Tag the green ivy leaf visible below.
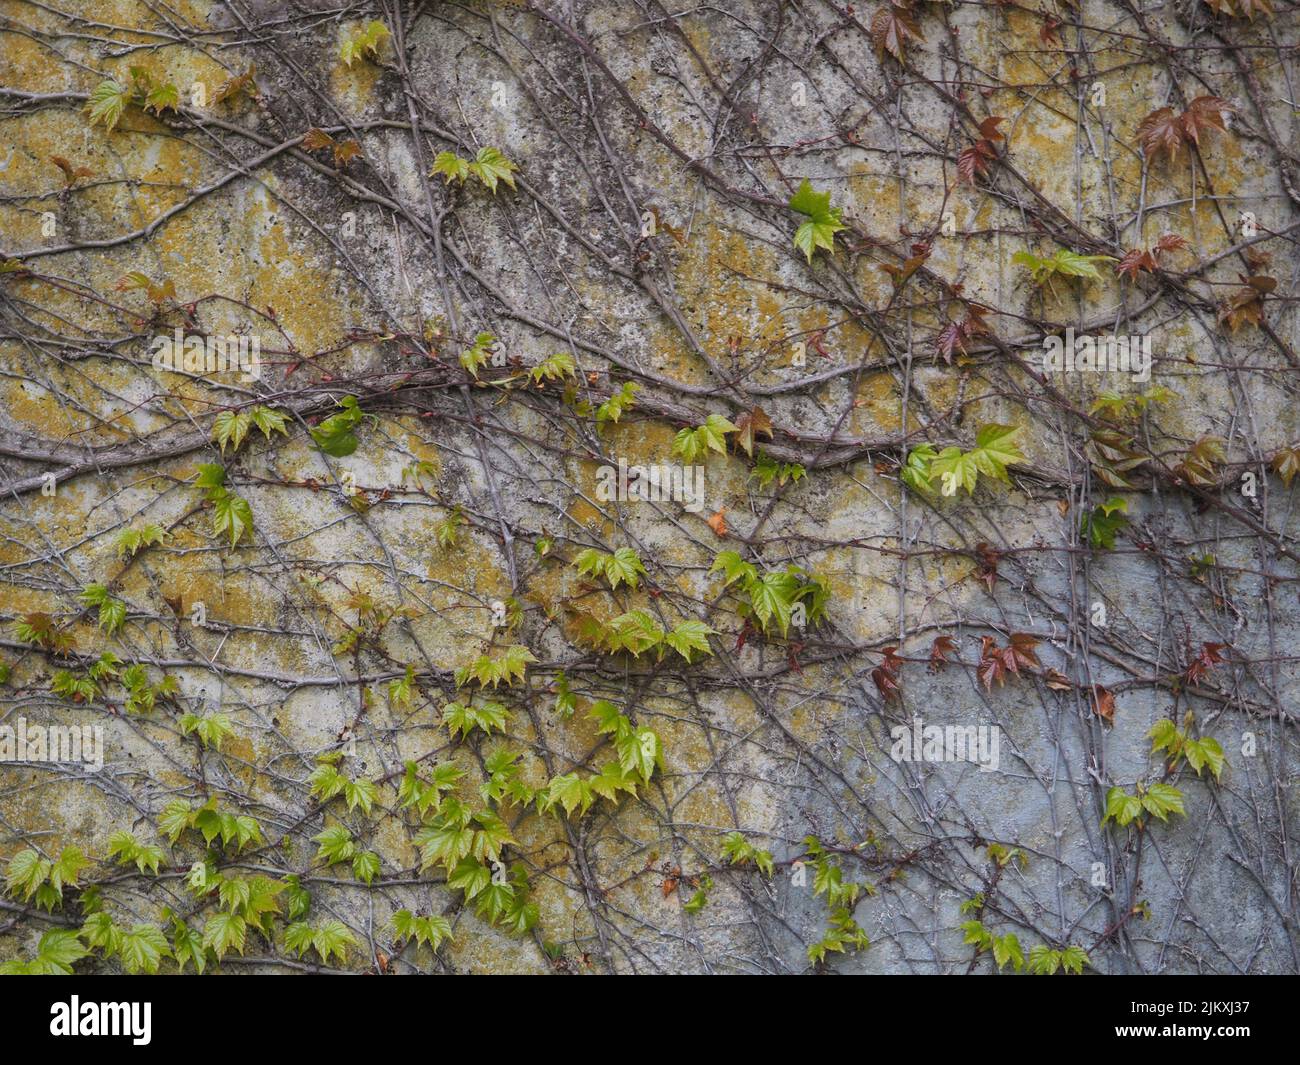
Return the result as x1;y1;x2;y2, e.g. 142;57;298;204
86;80;130;132
202;911;247;959
466;146;518;193
789;179;846;263
119;924;170;974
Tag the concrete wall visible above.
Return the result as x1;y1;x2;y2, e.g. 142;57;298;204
0;0;1297;973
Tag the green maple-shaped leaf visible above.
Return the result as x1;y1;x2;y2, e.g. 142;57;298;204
213;409;253;453
992;932;1025;972
443;700;511;739
1013;248;1116;288
789;179;846;263
310;395;364;456
312;825;356;866
747;570;802;635
29;929;89;974
710;549;757;588
86;80;130;132
158;800;193;844
674;413;738;462
466;146;518;193
179;710;234;751
431;150;471;183
901;443;939;496
250;404;289;440
1141;781;1186;822
969;423;1025;483
342;777;377;814
588;700;628;738
588;761;639;804
1184;736;1225;780
414;818;474;872
210;489;253;546
311;920;356;964
470;810;515;864
928;424;1024;496
540;772;593;817
447;856;492;897
144;82;179;115
169;919;207;975
202;911;247;959
604;547;648;590
605;610;664;656
340;19;389;66
928;446;978;497
119;924;170;974
5;849;50;901
1102;786;1144;827
616;726;661;784
664;619;715;662
283;874;311;921
1059;944;1089;974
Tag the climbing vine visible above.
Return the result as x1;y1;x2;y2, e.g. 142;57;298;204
0;0;1297;976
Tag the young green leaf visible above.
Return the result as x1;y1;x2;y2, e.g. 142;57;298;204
789;179;847;263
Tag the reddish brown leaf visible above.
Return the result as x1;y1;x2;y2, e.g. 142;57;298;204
937;321;965;362
871;664;900;699
957;141;996;184
1218;276;1271;333
871;645;904;700
706;508;728;537
1043;668;1073;690
1006;632;1042;672
870;5;924;62
1090;685;1116;724
1186;641;1228;684
333;140;363;167
1116;248;1157;281
977;654;1005;692
733;406;773;458
929;635;957;672
1137;98;1233;163
1180;96;1232;147
301;127;334;151
1137;106;1183;161
213;65;257;105
50;156;91;186
975;542;1000;593
1234;0;1275;17
1271;445;1300;488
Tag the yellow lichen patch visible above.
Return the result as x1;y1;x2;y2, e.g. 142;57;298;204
215;731;258;791
668;225;789;379
844;370;904;438
1007;109;1082;209
397;425;443;481
995;10;1066;89
0;29;77;94
1;376;99;439
150;182;356;368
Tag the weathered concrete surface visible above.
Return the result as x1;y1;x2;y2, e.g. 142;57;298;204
0;0;1297;973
